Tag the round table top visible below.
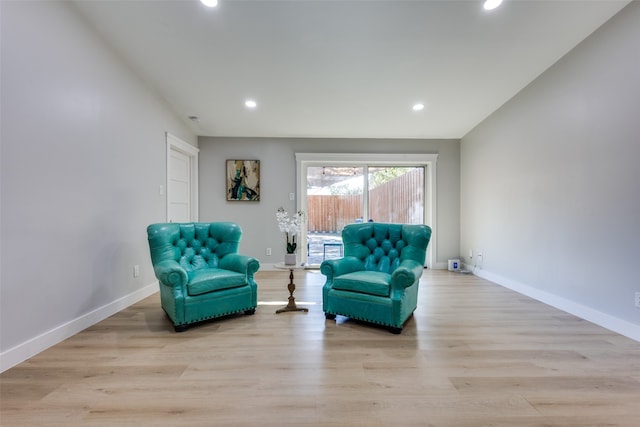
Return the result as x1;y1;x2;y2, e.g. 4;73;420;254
274;262;306;270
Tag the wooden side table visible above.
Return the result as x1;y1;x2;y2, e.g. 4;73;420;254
274;262;308;314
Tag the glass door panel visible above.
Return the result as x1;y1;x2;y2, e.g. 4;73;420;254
368;167;424;224
306;166;364;266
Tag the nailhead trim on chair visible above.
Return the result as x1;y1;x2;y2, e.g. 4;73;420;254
324;311;404;329
171;305;257;328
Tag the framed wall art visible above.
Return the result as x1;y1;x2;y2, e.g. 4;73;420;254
226;159;260;201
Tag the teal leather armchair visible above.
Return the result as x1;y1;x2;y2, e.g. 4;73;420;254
147;222;259;332
320;222;431;334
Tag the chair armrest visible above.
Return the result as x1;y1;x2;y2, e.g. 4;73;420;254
390;260;424;289
219;253;260;277
153;260;188;288
320;256;363;281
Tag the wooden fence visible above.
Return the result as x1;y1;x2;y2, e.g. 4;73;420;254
307;168;424;233
307;194;361;233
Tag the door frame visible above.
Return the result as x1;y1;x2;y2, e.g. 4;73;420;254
166;132;199;222
295;152;438;268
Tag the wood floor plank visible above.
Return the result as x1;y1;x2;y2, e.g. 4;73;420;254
2;270;639;426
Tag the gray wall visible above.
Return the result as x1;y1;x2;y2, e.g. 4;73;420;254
460;2;640;336
0;1;196;365
198;138;460;267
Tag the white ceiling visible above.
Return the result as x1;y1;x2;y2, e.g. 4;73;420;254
73;0;630;139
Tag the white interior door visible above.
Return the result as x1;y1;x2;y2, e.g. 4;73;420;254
168;149;191;222
166;133;199;223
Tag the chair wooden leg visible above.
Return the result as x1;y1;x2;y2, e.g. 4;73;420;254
244;308;256;315
388;326;402;334
325;312;336;320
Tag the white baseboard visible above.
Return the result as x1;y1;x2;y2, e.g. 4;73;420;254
0;282;159;373
466;265;640;342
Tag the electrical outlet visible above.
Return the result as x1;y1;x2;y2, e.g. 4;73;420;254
266;248;272;256
469;250;473;259
635;292;640;308
133;265;140;278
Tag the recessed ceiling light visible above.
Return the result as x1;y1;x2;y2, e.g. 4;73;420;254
245;99;257;109
483;0;503;11
412;103;425;111
200;0;218;7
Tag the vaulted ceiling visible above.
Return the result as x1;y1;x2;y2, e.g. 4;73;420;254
73;0;630;139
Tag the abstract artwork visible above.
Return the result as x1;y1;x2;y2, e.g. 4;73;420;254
226;159;260;201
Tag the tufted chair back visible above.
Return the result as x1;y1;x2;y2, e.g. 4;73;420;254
148;222;242;273
342;222;430;274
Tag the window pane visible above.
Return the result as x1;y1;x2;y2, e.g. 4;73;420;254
368;167;424;224
306;166;364;265
307;166;364;233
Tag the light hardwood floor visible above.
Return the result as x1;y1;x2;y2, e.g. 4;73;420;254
2;270;639;426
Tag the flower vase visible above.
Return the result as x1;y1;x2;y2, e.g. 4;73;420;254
284;253;297;266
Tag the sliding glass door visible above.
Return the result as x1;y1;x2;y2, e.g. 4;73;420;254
296;153;438;269
303;164;425;267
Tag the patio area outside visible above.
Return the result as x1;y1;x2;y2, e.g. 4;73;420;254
306;232;343;266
